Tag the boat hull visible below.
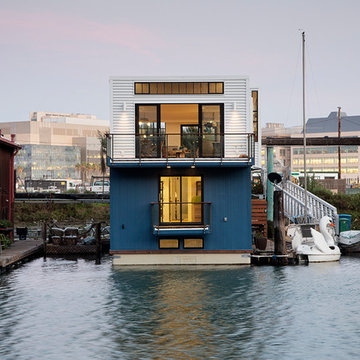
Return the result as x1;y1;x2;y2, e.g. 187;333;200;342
339;231;360;254
306;253;341;263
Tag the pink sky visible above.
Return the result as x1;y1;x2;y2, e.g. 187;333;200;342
1;0;360;126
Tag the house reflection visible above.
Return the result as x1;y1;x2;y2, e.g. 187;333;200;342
150;270;216;359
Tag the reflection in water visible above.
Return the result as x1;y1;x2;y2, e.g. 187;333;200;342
109;266;255;359
151;270;215;359
1;257;360;359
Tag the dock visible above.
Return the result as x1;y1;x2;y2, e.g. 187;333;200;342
0;239;43;273
251;239;298;265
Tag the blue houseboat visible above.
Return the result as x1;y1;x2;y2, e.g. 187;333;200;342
108;76;260;265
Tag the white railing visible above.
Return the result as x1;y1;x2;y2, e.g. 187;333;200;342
274;180;339;231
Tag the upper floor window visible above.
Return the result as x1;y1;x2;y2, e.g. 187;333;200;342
134;82;224;95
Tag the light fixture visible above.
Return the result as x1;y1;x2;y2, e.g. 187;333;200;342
166;165;171;169
191;165;195;169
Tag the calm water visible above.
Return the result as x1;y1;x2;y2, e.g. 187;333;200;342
1;256;360;360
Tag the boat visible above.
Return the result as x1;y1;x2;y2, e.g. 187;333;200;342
288;216;341;263
338;230;360;254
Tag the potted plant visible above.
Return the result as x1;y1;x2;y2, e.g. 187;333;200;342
253;231;267;251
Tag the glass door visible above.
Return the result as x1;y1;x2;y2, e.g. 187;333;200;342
160;176;202;224
199;104;223;157
160;176;181;223
136;105;164;157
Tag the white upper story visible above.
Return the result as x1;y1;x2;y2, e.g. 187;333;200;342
109;76;261;166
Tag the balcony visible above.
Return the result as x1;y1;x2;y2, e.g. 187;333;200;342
107;133;255;167
151;202;211;236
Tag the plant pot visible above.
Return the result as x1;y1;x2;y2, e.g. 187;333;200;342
255;237;267;251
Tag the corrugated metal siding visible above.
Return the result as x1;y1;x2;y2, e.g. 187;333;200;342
110;77;251;159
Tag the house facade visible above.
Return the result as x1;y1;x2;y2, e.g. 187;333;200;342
108;76;259;265
0;133;20;224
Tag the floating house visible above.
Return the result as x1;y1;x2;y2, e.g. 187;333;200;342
108;76;260;265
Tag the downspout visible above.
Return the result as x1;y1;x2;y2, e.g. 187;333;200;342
8;134;19;224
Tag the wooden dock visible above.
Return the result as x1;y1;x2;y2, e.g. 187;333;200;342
0;239;43;273
251;239;297;265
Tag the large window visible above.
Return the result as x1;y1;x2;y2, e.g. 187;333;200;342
135;104;223;158
134;82;224;95
160;176;202;224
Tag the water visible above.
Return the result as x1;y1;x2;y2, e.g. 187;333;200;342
1;256;360;360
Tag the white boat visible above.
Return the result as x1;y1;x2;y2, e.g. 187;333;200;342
339;230;360;254
288;216;341;263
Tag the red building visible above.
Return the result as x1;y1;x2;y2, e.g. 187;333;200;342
0;132;20;224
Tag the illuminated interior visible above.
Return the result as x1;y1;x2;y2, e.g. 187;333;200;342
160;176;202;224
137;104;222;158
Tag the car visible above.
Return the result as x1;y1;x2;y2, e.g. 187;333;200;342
91;180;110;194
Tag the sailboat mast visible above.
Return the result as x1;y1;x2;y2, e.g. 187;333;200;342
302;31;308;223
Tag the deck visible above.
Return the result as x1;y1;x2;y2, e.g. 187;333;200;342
0;239;43;273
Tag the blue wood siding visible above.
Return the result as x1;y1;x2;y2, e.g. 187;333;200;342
110;167;252;251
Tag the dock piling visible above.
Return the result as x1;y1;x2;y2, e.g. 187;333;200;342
95;222;102;265
42;221;47;261
273;190;288;265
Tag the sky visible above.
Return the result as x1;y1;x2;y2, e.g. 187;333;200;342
1;0;359;126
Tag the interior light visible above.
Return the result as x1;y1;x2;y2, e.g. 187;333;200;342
166;165;171;169
191;165;195;169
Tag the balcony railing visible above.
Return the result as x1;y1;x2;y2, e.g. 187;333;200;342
151;202;212;233
107;133;255;163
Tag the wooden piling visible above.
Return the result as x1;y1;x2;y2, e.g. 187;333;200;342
273;190;288;265
95;223;102;265
42;221;47;261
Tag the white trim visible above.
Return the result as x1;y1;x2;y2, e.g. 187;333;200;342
112;253;251;265
109;75;249;81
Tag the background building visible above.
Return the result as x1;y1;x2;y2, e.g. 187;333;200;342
292;112;360;185
0;112;109;182
262;112;360;186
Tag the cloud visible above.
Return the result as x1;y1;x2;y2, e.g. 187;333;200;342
0;9;167;59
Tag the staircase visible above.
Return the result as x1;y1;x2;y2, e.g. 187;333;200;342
274;180;339;231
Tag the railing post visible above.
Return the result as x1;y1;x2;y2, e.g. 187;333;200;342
139;134;141;166
166;134;169;166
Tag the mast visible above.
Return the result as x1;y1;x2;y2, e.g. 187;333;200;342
338;106;341;179
302;31;308;223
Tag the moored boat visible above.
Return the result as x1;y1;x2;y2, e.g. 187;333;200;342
288;216;341;263
338;230;360;254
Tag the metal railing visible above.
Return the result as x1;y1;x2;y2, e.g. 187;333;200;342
151;202;211;231
107;133;255;162
275;180;338;228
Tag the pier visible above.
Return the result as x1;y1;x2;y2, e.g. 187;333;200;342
0;239;43;273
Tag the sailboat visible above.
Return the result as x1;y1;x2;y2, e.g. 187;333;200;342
287;32;341;263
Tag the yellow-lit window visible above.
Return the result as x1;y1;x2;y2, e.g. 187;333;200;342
159;239;179;249
200;82;208;94
194;83;201;94
184;238;203;249
150;83;158;94
209;82;216;93
157;82;165;94
164;82;172;94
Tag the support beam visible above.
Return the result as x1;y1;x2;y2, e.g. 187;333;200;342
263;137;360;146
266;146;274;222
